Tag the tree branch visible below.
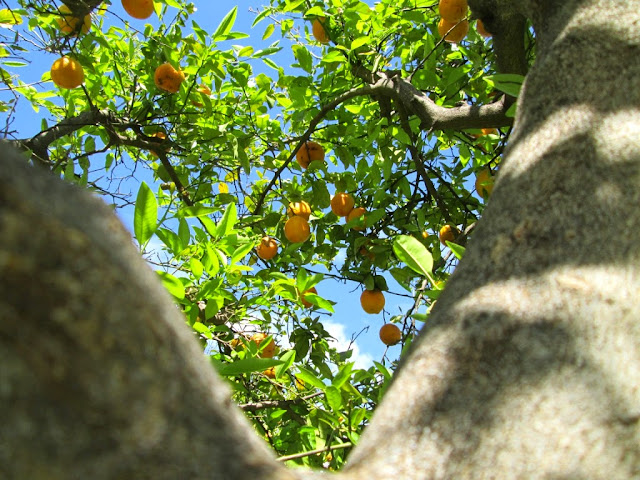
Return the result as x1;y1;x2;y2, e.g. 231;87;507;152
239;392;323;412
352;66;514;131
251;85;378;214
277;443;352;462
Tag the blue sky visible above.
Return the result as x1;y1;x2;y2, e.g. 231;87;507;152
2;0;439;368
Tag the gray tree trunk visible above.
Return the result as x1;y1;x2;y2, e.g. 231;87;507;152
1;1;639;479
345;0;640;478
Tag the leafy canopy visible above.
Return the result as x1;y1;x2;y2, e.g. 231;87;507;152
0;0;531;469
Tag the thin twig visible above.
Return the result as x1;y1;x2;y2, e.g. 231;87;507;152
276;442;353;462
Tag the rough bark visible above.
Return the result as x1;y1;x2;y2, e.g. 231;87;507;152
344;0;640;478
1;0;639;479
0;150;297;480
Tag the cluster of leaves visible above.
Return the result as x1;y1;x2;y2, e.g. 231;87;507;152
0;0;532;469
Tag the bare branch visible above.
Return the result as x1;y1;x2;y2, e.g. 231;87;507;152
277;443;352;462
239;392;323;412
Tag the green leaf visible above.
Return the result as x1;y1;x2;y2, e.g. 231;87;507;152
325;385;342;412
156;271;185;300
217;358;282;376
155;228;182;255
262;23;275;40
374;361;392;381
484;73;525;97
332;362;354;389
192;322;211;338
350;36;370;50
297;366;326;389
389;267;414;292
304;6;325;17
310;295;335;313
411;313;429;323
275;350;296;378
393;235;433;278
373;275;388;291
175;205;217;218
133;182;157;246
292;45;312;73
0;9;22;25
448;242;466;260
231;241;254;264
190;257;204;279
217;203;237;237
213;6;237;40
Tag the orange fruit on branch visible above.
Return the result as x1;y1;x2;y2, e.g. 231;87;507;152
471;127;497;139
287;200;311;220
312;17;330;44
296;141;325;169
149;131;168;157
438;0;468;22
346;207;367;231
154;62;185;93
263;366;277;379
360;289;385;314
191;84;212;107
301;286;317;308
438;18;469;43
55;5;91;35
250;333;276;358
359;246;375;260
121;0;154;19
331;192;355;217
284;215;311;243
439;224;460;245
475;168;495;198
256;236;278;260
476;19;492;38
379;323;402;346
50;56;84;89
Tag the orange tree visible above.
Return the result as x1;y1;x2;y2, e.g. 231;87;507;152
1;0;524;469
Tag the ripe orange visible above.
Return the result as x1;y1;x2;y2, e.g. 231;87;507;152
264;366;277;379
359;246;375;260
379;323;402;346
256;236;278;260
312;18;330;44
154;62;185;94
287;200;311;220
251;333;276;358
438;18;469;43
121;0;154;19
331;192;355;217
191;84;212;107
296;141;325;169
438;0;468;22
301;287;317;308
475;168;494;198
50;56;84;89
346;207;366;231
284;215;311;243
476;19;492;38
439;224;459;245
149;131;167;157
56;5;91;35
360;289;385;314
471;127;497;139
